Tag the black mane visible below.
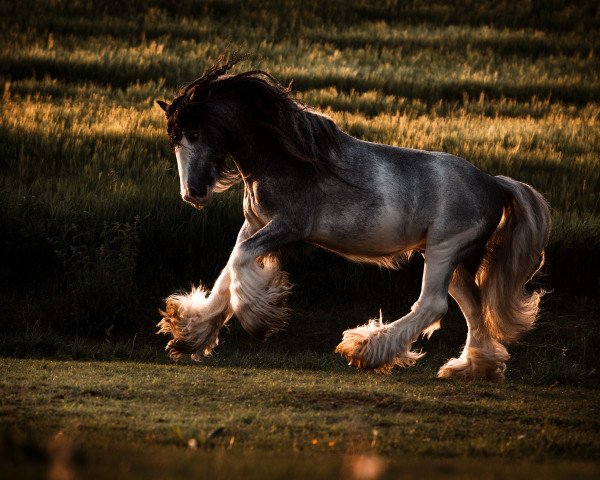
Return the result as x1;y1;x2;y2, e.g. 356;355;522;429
163;56;342;174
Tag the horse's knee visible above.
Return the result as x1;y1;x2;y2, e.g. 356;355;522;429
230;251;262;301
412;296;448;320
231;245;252;271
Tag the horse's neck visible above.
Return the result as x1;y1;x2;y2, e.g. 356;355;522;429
233;150;268;180
232;128;354;182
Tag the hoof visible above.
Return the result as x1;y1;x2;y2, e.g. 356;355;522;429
437;346;509;382
158;287;225;360
335;317;423;374
164;338;198;360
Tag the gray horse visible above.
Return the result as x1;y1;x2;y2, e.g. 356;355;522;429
156;58;551;381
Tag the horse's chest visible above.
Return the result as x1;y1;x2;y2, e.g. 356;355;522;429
243;184;274;226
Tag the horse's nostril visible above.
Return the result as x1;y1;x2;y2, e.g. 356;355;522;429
188;187;200;198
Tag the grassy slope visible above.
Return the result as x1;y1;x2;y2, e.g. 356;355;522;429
1;357;599;479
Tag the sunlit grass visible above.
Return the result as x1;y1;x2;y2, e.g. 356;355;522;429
2;90;597;217
2;357;599;457
0;0;598;365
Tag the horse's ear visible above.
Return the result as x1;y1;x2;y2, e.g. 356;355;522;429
156;100;169;114
189;85;200;102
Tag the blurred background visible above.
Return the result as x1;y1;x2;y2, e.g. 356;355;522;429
0;0;598;384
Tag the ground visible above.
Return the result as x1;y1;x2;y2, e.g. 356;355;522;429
1;351;599;479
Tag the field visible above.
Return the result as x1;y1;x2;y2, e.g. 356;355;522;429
1;0;599;478
2;357;599;479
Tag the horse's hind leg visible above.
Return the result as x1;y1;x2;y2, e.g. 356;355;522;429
336;241;458;373
437;264;509;382
158;221;256;360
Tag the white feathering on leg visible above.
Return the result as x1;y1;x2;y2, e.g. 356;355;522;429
158;268;233;360
230;255;292;339
335;311;425;374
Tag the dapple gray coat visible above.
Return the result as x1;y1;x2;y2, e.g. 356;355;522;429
157;59;551;381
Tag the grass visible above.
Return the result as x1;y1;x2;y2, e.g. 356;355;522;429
0;2;598;333
1;356;599;479
0;1;599;476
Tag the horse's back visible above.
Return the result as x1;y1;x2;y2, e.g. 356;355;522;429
307;137;504;256
362;140;503;220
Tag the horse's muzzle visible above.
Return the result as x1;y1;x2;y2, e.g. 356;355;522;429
182;187;213;210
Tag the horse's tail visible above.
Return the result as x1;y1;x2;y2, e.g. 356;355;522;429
477;175;551;343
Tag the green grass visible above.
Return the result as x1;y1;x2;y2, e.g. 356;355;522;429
1;356;599;479
0;1;599;475
0;2;598;336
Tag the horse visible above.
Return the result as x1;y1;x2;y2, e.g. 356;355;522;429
156;57;551;382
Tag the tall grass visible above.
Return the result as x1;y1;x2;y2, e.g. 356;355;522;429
0;0;598;343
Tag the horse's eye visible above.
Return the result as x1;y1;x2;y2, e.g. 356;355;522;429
188;131;199;142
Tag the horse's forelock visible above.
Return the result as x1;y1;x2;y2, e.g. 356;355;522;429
180;54;245;99
165;96;191;147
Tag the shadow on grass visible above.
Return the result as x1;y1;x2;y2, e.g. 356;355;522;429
1;306;598;389
5;58;599;105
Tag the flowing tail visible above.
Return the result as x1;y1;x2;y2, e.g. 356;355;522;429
476;175;551;343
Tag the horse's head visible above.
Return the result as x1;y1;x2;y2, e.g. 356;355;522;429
157;55;342;209
156;89;235;210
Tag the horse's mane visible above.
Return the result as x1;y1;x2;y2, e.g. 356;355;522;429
164;56;342;175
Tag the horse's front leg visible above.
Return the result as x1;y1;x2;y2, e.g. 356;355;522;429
229;218;300;339
158;221;256;360
336;242;458;373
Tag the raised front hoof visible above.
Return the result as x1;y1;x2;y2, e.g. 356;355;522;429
437;350;508;383
336;342;394;374
165;338;197;361
335;326;422;375
157;292;221;361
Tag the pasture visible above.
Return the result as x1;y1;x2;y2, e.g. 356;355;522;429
1;356;599;479
1;0;599;477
